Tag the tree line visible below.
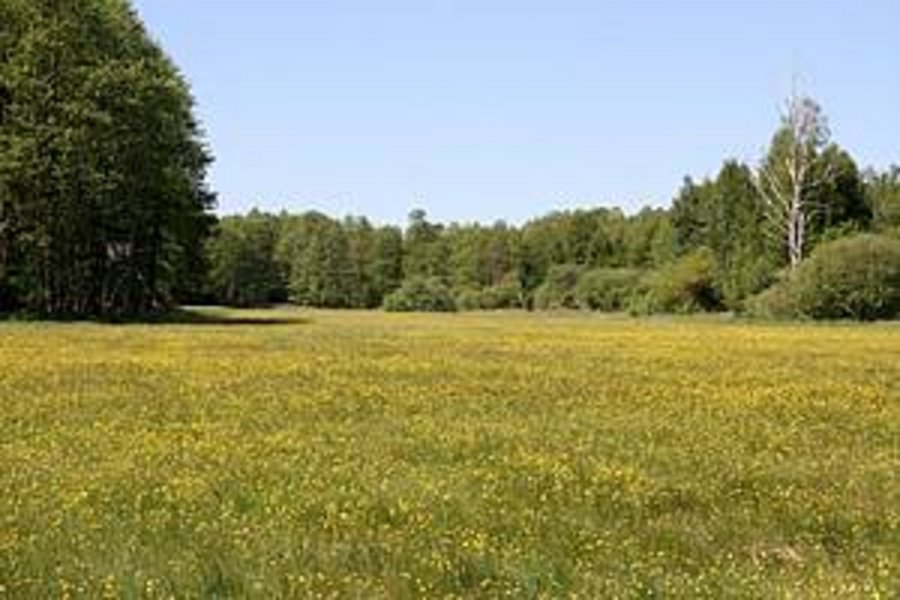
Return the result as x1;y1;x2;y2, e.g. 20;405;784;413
1;1;898;320
206;116;900;319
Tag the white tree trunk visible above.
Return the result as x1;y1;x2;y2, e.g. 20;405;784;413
753;91;830;269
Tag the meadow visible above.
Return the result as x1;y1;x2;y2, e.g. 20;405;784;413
0;309;897;598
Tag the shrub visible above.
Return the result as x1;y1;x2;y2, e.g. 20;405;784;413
574;268;643;311
383;277;456;312
532;264;584;310
749;234;900;320
716;252;779;313
456;275;523;311
454;288;484;311
630;248;721;314
744;279;802;320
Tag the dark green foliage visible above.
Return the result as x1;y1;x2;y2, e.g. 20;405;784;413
447;221;521;291
369;225;405;303
671;162;777;308
403;209;450;283
383;277;456;312
195;155;900;320
0;0;213;318
278;212;354;308
272;212;403;309
631;248;721;314
209;206;686;314
207;211;285;307
623;208;676;268
811;146;872;238
671;176;713;255
709;162;779;307
744;278;801;321
748;234;900;321
574;268;642;311
517;207;674;296
865;166;900;233
204;171;897;319
532;264;585;310
671;148;873;312
455;274;523;311
341;216;381;308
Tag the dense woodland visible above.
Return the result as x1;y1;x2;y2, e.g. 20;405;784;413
1;1;899;320
0;0;213;318
207;103;900;319
206;161;900;319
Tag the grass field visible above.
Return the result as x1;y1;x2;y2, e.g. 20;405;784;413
0;309;898;597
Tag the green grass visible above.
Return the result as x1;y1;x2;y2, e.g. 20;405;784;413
0;309;898;597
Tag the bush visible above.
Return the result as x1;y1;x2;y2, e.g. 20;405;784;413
532;264;584;310
630;248;721;314
454;288;484;311
749;234;900;320
455;275;523;311
383;277;456;312
574;268;642;311
744;279;802;320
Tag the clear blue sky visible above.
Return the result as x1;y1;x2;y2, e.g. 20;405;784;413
132;0;899;224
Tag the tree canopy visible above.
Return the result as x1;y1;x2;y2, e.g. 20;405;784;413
0;0;213;318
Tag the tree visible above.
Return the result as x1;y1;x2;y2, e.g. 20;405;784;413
754;93;832;269
865;166;900;233
708;162;776;305
671;162;775;307
671;176;715;255
623;207;675;268
343;216;377;308
808;145;871;240
446;221;522;292
207;211;285;307
278;212;353;308
370;225;404;302
403;209;450;282
0;0;213;317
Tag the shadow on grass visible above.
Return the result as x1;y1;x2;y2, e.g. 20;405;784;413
0;307;310;326
143;307;310;326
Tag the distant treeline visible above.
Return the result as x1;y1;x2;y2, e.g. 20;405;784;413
1;1;899;320
205;152;900;319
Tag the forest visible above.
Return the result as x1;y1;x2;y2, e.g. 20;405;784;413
1;0;899;320
205;156;900;319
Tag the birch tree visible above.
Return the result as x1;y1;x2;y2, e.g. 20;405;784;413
755;93;832;269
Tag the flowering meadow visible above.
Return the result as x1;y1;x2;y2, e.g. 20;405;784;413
0;310;897;597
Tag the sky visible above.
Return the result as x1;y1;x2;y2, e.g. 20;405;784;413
132;0;900;225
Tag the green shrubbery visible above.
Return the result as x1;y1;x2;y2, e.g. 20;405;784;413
748;234;900;320
383;277;456;312
573;268;643;311
455;276;523;311
385;236;900;321
532;265;584;310
629;248;721;314
523;256;723;315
